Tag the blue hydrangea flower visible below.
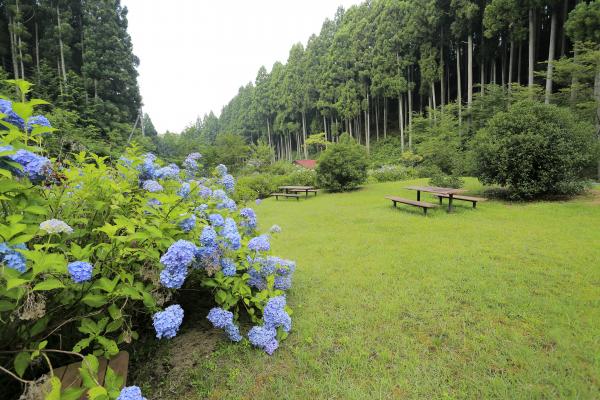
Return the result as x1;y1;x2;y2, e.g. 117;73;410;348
159;267;188;289
153;304;184;339
207;307;234;328
221;174;235;193
220;258;236;276
208;213;224;227
212;189;227;201
26;115;51;132
248;325;278;355
269;224;282;234
217;197;237;211
155;163;180;179
255;198;262;205
183;152;202;171
39;219;73;234
68;261;93;283
193;245;220;268
117;386;147;400
138;153;157;180
177;182;191;197
225;323;243;342
216;164;228;176
247;267;266;290
147;198;162;207
0;243;27;273
179;214;196;233
240;208;257;231
7;149;51;182
195;203;209;215
248;235;270;252
160;240;197;270
142;180;163;193
199;186;213;198
222;218;241;250
274;275;292;290
0;99;25;129
263;295;292;332
200;226;217;247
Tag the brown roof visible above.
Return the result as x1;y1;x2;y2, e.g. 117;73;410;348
294;159;317;169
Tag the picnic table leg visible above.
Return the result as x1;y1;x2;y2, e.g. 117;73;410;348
305;190;308;198
417;191;421;201
448;194;454;213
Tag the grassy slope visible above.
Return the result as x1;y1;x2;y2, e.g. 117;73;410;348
186;179;600;399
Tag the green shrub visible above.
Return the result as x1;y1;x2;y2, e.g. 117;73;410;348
429;171;465;188
316;133;368;192
369;136;423;167
474;100;595;199
368;165;417;182
234;167;317;202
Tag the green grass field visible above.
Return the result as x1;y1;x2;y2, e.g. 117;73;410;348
148;179;600;399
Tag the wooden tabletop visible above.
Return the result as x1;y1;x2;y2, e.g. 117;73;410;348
405;186;466;195
278;185;314;190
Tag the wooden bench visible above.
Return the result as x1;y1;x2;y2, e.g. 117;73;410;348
270;193;300;201
434;194;486;208
385;196;437;215
289;189;318;197
52;351;129;397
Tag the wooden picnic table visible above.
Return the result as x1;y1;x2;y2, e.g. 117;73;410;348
405;186;466;213
278;186;317;198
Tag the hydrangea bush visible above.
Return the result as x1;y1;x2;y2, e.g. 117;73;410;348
0;81;296;399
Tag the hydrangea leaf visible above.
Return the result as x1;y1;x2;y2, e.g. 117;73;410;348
13;351;30;377
33;279;65;291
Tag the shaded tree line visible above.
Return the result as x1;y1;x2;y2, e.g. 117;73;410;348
0;0;144;155
210;0;599;166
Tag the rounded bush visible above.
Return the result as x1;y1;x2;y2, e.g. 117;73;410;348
316;134;368;192
474;101;594;199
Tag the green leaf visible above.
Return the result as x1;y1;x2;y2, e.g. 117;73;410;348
82;293;108;308
33;279;65;291
104;367;124;393
79;318;99;335
96;336;119;357
24;205;47;215
0;300;16;311
62;388;87;400
105;319;123;334
216;290;227;304
108;303;122;320
14;352;30;377
92;277;118;293
46;376;62;400
73;337;92;353
87;386;109;400
6;277;28;290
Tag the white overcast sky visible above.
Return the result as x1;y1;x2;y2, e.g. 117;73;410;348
122;0;362;134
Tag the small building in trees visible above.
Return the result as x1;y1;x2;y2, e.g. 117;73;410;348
294;160;317;169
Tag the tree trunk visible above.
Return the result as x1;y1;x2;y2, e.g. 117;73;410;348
508;39;515;91
57;5;67;83
35;23;40;85
301;112;308;158
456;44;462;126
528;8;535;88
8;15;19;80
399;94;405;152
408;69;413;150
501;40;506;88
560;0;568;58
467;33;473;107
518;41;522;84
571;47;579;105
375;97;380;141
440;29;445;111
266;117;272;148
383;97;388;138
545;7;558;104
323;114;327;139
595;64;600;180
431;82;437;111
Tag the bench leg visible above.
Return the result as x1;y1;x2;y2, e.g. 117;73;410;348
392;201;397;208
472;202;477;208
438;197;443;205
423;207;428;216
448;195;454;213
417;191;421;201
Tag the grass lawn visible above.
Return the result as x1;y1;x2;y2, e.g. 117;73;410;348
142;179;600;399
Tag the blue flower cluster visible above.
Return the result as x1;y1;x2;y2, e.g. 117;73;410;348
216;164;228;176
0;243;27;273
247;256;295;291
0;99;25;129
1;146;52;182
200;226;217;247
183;152;202;172
221;174;235;193
208;213;224;227
153;304;184;339
220;257;236;276
207;307;242;342
159;240;197;288
26;115;52;132
269;224;282;234
138;153;158;180
142;179;163;193
239;208;257;231
222;218;241;250
117;386;147;400
199;186;213;198
68;261;93;283
179;214;196;233
248;296;291;355
248;325;278;355
155;163;180;179
248;234;270;252
177;182;191;197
